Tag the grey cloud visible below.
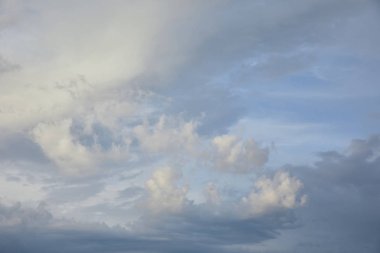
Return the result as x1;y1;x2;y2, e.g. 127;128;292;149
118;186;145;200
46;182;105;203
0;200;298;253
1;135;379;252
158;0;376;134
0;56;19;74
0;0;24;29
0;202;52;227
0;228;221;253
285;135;380;253
0;133;49;163
136;209;299;247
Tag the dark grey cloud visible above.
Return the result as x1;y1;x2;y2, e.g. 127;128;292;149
285;135;380;253
136;208;298;246
0;228;223;253
0;201;298;253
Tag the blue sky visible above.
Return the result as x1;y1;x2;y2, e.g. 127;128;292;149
0;0;379;252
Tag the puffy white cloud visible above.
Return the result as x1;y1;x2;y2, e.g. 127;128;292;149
242;170;307;217
212;135;269;173
31;118;130;174
31;119;96;174
144;167;188;213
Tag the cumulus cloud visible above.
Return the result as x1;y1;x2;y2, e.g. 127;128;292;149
0;180;300;253
31;120;130;173
26;86;167;174
242;171;306;217
32;119;97;174
144;166;188;214
212;135;269;173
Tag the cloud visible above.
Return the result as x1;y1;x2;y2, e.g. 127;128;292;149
31;119;97;174
0;56;19;74
0;0;205;133
279;135;380;253
30;113;200;174
0;133;48;163
0;0;23;29
211;135;269;173
0;135;378;252
133;115;199;155
0;189;301;253
204;182;221;205
0;202;52;227
26;86;166;174
241;171;306;217
144;166;188;214
0;0;379;252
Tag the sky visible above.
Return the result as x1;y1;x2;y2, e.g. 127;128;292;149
0;0;379;252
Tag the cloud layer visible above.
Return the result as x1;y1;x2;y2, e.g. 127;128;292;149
0;0;379;252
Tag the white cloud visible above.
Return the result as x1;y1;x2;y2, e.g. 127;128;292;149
133;115;199;155
31;119;96;174
0;0;210;134
144;166;188;213
31;118;130;174
0;168;47;204
212;135;269;173
79;88;156;130
242;170;307;217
